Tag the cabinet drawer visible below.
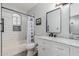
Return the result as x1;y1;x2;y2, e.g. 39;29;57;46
53;42;69;49
52;46;69;56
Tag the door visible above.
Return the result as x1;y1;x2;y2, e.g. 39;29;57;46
2;8;27;56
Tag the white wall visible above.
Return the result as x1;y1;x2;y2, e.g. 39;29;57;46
27;3;56;36
27;3;70;38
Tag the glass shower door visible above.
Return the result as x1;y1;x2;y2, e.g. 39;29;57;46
2;7;27;56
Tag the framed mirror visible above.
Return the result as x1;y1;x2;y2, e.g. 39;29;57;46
46;8;61;33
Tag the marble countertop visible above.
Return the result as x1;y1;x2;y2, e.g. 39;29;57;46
35;35;79;47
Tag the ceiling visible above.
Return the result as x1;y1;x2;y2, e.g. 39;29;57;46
2;3;37;13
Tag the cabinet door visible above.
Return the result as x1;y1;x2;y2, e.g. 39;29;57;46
38;45;53;56
53;42;69;56
70;46;79;56
70;3;79;16
38;45;46;56
38;39;53;56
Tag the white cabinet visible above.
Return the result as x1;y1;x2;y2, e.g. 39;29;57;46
70;46;79;56
37;38;69;56
70;4;79;16
70;3;79;34
35;36;79;56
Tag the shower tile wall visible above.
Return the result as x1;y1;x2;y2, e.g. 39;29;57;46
2;9;27;56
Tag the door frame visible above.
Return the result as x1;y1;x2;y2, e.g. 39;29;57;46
0;3;2;56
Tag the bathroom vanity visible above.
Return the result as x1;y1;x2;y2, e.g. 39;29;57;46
35;36;79;56
34;3;79;56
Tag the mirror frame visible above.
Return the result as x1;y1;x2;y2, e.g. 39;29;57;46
46;8;61;34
